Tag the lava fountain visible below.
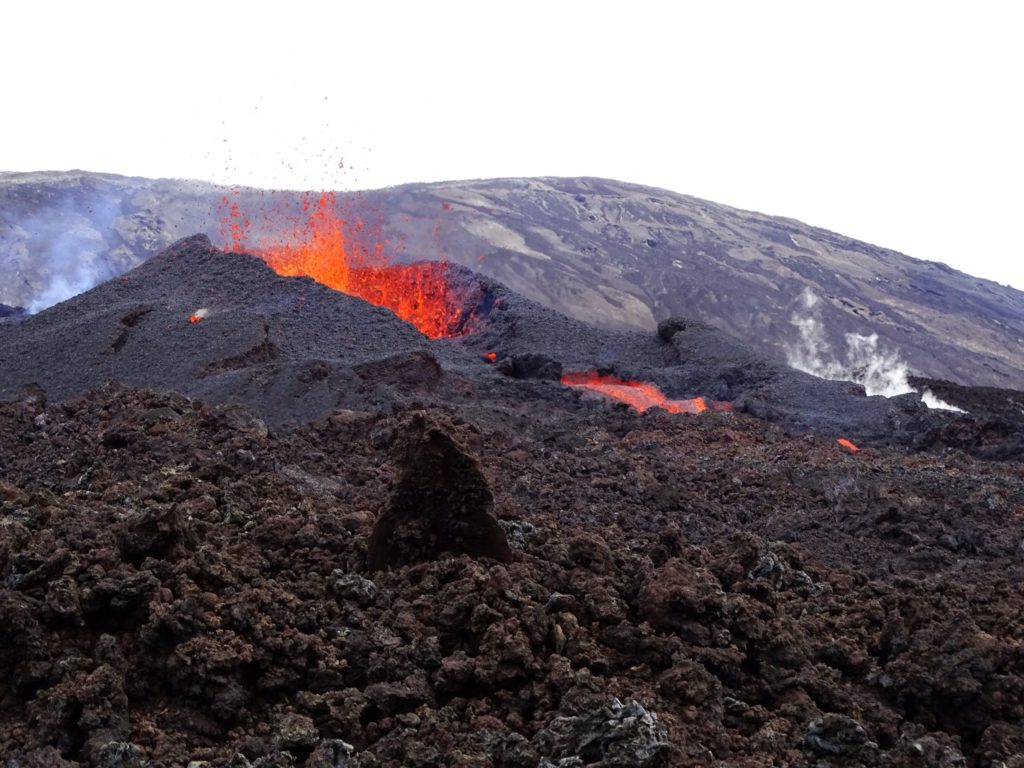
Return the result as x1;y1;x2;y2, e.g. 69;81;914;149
561;371;731;414
221;192;474;339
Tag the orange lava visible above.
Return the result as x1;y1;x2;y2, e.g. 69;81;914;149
837;437;860;453
561;371;731;415
189;314;203;324
483;351;498;362
221;192;470;339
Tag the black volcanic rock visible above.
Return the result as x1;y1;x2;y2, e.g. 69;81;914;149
656;316;688;343
496;352;563;381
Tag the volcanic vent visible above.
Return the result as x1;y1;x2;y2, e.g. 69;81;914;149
221;191;492;338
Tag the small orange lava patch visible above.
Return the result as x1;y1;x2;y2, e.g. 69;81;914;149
189;314;202;324
837;438;860;453
483;351;498;362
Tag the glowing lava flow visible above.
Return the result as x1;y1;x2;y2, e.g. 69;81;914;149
223;192;471;339
561;371;731;415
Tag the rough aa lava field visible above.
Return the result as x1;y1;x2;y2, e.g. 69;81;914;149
1;236;1024;766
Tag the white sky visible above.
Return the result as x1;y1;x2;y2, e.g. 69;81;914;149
3;1;1023;290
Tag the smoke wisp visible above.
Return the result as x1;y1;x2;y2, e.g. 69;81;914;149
920;389;967;413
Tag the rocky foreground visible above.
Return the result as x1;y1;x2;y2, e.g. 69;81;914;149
2;380;1023;767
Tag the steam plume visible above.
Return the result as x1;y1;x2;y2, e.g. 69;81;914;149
786;288;966;412
786;289;912;397
3;191;125;313
920;389;967;413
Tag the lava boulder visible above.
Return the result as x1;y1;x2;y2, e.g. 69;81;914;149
366;413;512;571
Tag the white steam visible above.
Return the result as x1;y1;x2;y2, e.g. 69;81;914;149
920;389;966;413
786;288;965;411
2;190;125;313
787;289;911;397
842;333;914;398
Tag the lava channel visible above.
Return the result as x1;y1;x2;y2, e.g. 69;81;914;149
561;371;731;414
222;191;477;339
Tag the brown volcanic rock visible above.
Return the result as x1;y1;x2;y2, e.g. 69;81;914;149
2;183;1024;764
366;412;511;571
0;386;1023;765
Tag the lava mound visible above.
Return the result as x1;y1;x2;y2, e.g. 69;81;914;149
0;236;493;425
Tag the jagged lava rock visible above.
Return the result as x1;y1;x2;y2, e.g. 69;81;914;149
366;412;512;571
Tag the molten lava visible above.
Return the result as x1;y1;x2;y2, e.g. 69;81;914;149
561;371;731;415
837;438;860;453
189;308;209;324
221;192;471;339
482;351;498;363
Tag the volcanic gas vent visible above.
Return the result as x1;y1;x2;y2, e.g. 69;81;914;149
222;191;493;339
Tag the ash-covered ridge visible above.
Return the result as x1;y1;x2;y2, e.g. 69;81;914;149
0;235;441;425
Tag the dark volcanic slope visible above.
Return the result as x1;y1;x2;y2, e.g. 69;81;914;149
3;171;1023;389
385;177;1024;390
4;235;1021;460
0;236;438;426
